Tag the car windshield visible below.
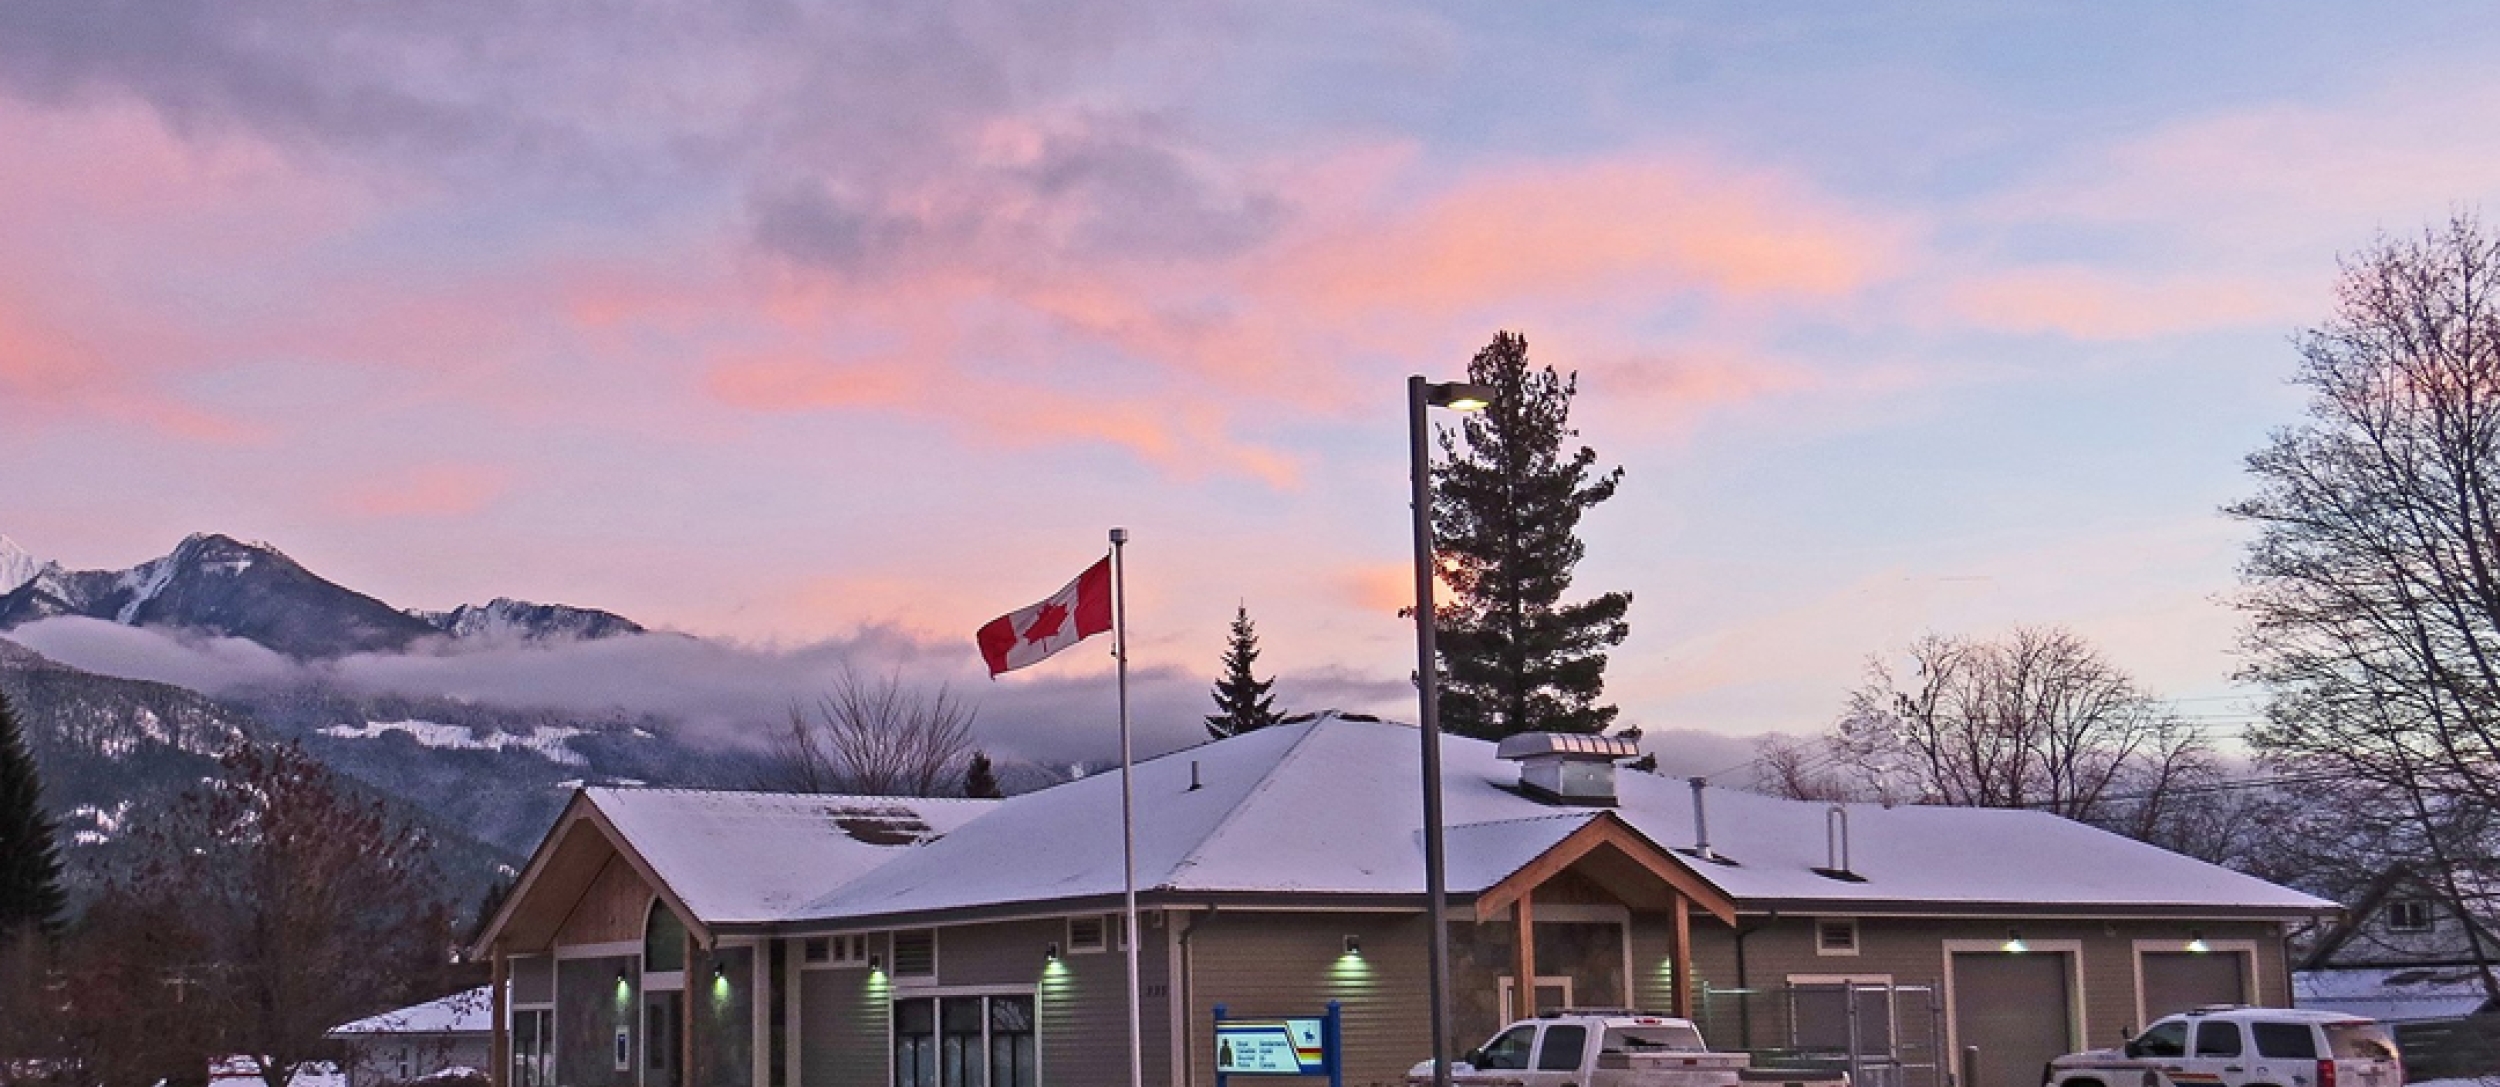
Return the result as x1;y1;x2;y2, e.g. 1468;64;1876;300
1603;1024;1707;1053
2325;1023;2398;1061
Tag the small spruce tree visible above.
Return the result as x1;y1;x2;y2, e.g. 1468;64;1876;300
1206;603;1284;738
963;751;1004;799
0;689;66;942
1431;330;1632;738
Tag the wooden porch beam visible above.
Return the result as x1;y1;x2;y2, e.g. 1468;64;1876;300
490;940;509;1087
1670;892;1692;1018
1512;897;1537;1021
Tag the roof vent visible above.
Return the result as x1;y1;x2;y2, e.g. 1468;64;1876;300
1496;732;1641;806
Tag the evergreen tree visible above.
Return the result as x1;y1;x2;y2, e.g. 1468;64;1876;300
0;689;66;942
963;750;1003;799
1431;331;1632;738
1205;603;1283;738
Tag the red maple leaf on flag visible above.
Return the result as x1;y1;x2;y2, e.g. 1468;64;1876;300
1022;602;1069;644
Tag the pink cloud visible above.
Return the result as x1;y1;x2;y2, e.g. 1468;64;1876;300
335;463;515;518
1945;267;2291;340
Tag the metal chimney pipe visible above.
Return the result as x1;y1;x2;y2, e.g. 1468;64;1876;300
1689;777;1713;860
1827;804;1851;873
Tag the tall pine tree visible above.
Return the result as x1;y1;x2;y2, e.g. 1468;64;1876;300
0;689;67;941
1206;603;1284;738
1431;331;1632;738
963;750;1004;799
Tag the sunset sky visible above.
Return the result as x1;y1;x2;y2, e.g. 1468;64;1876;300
8;3;2500;763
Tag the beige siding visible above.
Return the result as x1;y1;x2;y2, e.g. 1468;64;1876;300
1658;916;2287;1056
1185;911;1432;1087
1034;912;1172;1087
557;857;657;948
798;960;888;1087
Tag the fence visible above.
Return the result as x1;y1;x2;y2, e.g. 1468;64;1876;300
1695;982;1947;1087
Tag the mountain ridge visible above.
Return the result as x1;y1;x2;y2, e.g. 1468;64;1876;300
0;533;649;656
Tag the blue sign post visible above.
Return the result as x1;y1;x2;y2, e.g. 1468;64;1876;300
1213;1001;1342;1087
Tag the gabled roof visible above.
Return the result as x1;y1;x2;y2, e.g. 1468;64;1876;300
586;787;995;925
2302;864;2500;970
327;986;493;1037
501;715;2333;937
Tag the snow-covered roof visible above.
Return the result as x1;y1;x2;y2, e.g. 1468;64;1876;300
327;986;493;1036
587;787;997;925
2296;966;2500;1023
578;715;2334;928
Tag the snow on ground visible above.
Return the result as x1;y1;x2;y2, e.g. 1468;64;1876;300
2407;1079;2500;1087
320;719;589;766
209;1056;343;1087
65;800;132;846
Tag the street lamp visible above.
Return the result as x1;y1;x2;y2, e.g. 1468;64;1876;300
1409;375;1493;1087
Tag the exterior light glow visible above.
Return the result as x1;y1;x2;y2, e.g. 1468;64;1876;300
2001;929;2028;954
1425;381;1496;412
2186;931;2210;954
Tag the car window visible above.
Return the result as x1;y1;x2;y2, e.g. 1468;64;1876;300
2252;1023;2317;1059
2195;1022;2243;1058
1478;1026;1537;1070
1604;1024;1707;1053
1538;1025;1588;1071
2133;1020;2189;1059
2325;1023;2397;1061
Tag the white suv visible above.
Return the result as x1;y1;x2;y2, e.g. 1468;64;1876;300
2045;1008;2401;1087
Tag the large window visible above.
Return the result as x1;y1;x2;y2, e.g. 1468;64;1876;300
511;1008;554;1087
894;994;1034;1087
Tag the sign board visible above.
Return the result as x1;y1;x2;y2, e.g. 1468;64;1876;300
1215;1018;1324;1075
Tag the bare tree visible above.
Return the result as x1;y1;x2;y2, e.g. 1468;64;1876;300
2230;214;2500;886
68;742;461;1087
1772;628;2223;847
761;669;980;796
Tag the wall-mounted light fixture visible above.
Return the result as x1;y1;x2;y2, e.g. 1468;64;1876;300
2001;928;2028;954
1343;935;1362;956
868;953;882;973
1045;941;1062;962
2185;930;2210;954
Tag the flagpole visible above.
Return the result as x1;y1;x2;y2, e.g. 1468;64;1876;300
1110;526;1143;1087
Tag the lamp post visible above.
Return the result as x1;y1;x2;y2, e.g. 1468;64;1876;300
1409;375;1493;1087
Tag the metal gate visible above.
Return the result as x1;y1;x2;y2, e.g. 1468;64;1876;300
1695;982;1947;1087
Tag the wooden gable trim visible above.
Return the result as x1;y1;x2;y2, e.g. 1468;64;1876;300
468;790;715;958
1471;812;1736;927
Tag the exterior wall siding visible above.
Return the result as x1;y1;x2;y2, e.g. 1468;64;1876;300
798;953;888;1087
1660;915;2286;1057
1185;910;1432;1087
556;954;640;1087
700;945;758;1087
559;857;658;947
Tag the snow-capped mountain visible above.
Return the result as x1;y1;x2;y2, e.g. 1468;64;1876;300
0;535;39;596
0;533;649;658
412;597;645;643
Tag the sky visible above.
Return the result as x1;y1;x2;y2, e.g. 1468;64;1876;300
8;3;2500;770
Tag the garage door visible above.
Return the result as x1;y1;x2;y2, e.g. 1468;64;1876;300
1952;952;2072;1087
2140;951;2244;1021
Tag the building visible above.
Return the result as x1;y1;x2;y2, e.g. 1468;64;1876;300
327;986;496;1087
2295;866;2500;1078
473;714;2335;1087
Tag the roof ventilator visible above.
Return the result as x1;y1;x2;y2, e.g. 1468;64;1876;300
1676;777;1739;865
1496;732;1642;806
1813;804;1867;882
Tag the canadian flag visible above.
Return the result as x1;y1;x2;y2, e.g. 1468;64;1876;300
977;557;1113;676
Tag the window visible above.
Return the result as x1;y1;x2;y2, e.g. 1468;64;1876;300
1068;916;1109;954
1602;1023;1706;1053
2194;1021;2243;1058
2326;1023;2398;1061
893;930;937;978
2253;1022;2317;1059
893;994;1035;1087
804;934;872;967
1537;1025;1588;1071
1816;918;1859;956
2131;1020;2188;1059
2387;899;2434;933
511;1008;554;1087
645;900;687;973
1475;1025;1536;1071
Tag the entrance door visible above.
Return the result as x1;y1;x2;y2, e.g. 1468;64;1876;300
645;992;683;1087
2140;952;2244;1023
1951;952;2070;1087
